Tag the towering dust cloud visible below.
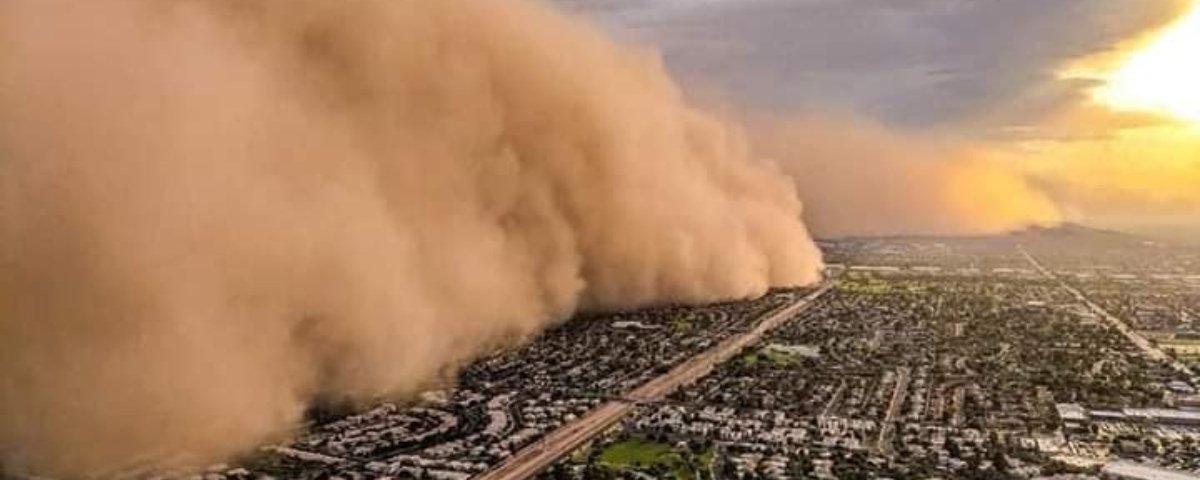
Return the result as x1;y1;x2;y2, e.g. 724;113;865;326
0;0;822;475
752;117;1062;237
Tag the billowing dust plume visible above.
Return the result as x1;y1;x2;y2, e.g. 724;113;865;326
0;0;822;474
751;117;1062;237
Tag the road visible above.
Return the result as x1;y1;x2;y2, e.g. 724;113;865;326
474;283;835;480
1020;246;1193;376
876;366;911;453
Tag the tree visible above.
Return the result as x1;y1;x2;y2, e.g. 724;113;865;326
788;454;814;479
990;449;1010;473
720;459;740;480
945;438;962;458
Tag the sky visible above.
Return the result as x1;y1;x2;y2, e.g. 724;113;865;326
556;0;1200;240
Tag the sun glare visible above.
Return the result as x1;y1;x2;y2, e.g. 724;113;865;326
1097;2;1200;123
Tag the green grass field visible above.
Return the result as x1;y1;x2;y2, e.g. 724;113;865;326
599;439;675;465
841;274;928;295
672;318;695;333
742;346;809;367
596;438;712;480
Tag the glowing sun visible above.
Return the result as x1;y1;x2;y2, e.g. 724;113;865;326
1097;3;1200;123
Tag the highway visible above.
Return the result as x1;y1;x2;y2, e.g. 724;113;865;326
474;282;835;480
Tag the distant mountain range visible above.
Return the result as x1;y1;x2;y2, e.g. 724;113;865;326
1016;222;1200;247
1007;222;1159;248
822;222;1198;247
1014;222;1131;239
